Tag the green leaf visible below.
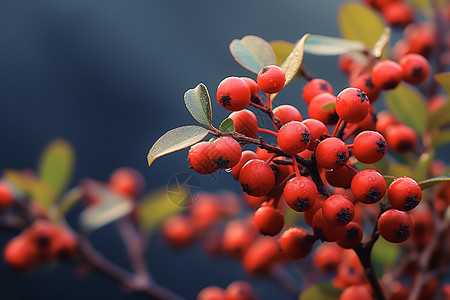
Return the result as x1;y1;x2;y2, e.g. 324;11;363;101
406;0;431;13
428;102;450;130
385;83;428;134
184;83;212;127
435;72;450;97
355;156;389;173
38;139;75;200
303;35;365;56
432;130;450;148
415;151;435;182
270;40;294;66
383;175;397;186
418;175;450;190
372;237;400;271
57;187;83;216
138;185;188;231
371;27;391;58
229;35;276;74
79;181;133;233
299;283;341;300
321;102;335;111
147;125;209;166
388;163;414;178
272;33;310;101
219;118;234;133
338;2;385;48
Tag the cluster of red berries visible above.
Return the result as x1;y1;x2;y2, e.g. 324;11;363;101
4;220;77;270
363;0;415;27
197;280;256;300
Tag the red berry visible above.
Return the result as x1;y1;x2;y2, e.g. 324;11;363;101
378;209;412;243
257;65;285;94
304;195;325;226
350;73;380;103
313;242;345;272
253;204;284;236
399;54;430;85
371;60;403;90
325;165;356;188
405;22;437;57
335;88;370;123
48;228;77;261
388;176;422;211
239;159;275;197
222;219;256;259
315;137;349;170
229;109;258;138
109;167;145;197
231;150;258;180
217;77;251;111
26;220;58;253
279;227;316;259
383;2;414;27
355;105;377;132
312;209;346;242
303;119;329;151
197;286;226;300
308;93;339;125
240;77;259;99
283;176;318;212
4;236;40;270
277;121;311;155
161;215;195;248
322;195;355;226
255;147;272;160
353;130;387;164
244;194;267;209
351;169;386;204
339;285;373;300
385;124;417;153
209;137;242;169
225;281;255;300
302;79;333;105
242;236;283;276
188;142;219;174
336;222;363;249
273;104;303;126
0;183;13;210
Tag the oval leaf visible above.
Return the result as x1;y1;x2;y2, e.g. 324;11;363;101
321;102;335;111
79;181;133;233
184;83;212;126
419;175;450;190
415;151;434;182
303;35;365;56
38;139;75;199
388;163;414;179
138;185;188;231
219;118;234;133
428;102;450;130
372;27;391;58
299;283;341;300
338;2;385;48
435;72;450;97
372;237;400;271
432;130;450;148
229;35;276;74
147;125;209;166
385;83;428;134
270;41;294;66
383;175;397;186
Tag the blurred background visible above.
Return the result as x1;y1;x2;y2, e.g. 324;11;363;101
0;1;354;299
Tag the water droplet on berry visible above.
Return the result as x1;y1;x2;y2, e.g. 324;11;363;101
225;168;232;173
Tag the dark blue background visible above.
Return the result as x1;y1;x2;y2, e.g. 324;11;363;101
0;1;351;299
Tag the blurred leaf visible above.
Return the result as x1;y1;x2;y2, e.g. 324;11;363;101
303;35;365;55
321;102;336;111
57;187;83;216
419;175;450;190
273;33;310;102
284;207;303;227
79;181;133;233
338;2;385;48
405;0;431;13
219;118;234;133
229;35;276;74
432;130;450;148
383;175;397;186
388;163;414;178
371;27;391;58
184;83;212;127
299;283;341;300
385;83;427;134
355;156;389;173
415;151;435;182
138;185;188;231
428;102;450;130
372;237;400;271
270;41;294;66
147;126;209;166
38;139;75;200
435;72;450;98
3;170;34;193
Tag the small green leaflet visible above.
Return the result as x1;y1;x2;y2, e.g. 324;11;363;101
321;102;335;111
419;175;450;190
303;35;365;56
229;35;276;74
219;118;234;133
184;83;212;126
299;283;341;300
270;41;294;66
147;126;209;167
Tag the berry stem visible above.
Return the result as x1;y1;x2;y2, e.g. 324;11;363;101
331;118;344;137
258;127;278;136
346;144;353;148
292;155;301;178
343;163;359;174
341;124;359;141
266;153;277;164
